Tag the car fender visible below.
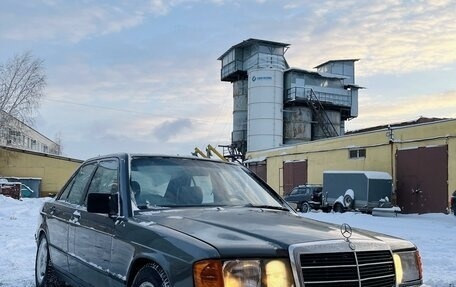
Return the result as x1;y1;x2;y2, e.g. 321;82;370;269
122;221;220;286
35;208;50;244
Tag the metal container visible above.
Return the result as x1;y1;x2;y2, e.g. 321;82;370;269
0;183;21;200
283;107;312;144
247;69;283;151
232;79;248;144
312;110;341;140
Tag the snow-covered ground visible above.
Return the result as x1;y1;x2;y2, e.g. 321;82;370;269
302;210;456;287
0;195;455;286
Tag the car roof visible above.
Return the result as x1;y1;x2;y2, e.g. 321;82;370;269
84;153;237;166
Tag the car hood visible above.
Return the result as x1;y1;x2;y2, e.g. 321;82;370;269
135;207;415;257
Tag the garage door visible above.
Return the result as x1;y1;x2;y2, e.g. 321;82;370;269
283;161;308;195
396;146;448;214
247;161;267;182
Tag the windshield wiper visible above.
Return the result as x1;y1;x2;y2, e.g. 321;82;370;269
137;204;170;211
243;204;290;211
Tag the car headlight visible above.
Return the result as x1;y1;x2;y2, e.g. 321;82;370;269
393;250;423;286
193;258;294;287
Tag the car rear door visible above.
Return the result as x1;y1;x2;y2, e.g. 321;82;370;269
46;163;97;275
68;159;119;286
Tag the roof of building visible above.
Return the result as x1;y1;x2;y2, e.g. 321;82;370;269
346;117;451;135
0;145;83;163
314;59;360;69
286;67;349;79
0;110;57;145
218;38;290;60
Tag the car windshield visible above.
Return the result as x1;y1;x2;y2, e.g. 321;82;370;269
129;157;284;210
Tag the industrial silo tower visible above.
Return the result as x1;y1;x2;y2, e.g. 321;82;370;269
219;39;361;159
218;39;290;157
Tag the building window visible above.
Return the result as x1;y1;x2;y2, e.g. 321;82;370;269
349;148;366;159
8;129;21;144
31;139;37;150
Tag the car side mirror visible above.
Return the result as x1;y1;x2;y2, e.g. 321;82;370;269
87;193;119;216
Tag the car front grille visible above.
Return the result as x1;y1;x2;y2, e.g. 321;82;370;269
290;241;396;287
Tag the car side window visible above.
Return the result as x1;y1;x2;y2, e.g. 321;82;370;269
85;159;119;205
62;163;97;205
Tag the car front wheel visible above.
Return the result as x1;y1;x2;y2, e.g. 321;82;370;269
35;235;61;287
132;263;170;287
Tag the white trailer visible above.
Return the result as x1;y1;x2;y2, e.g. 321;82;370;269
322;171;393;213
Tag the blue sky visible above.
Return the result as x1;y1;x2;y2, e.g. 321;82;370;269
1;0;455;160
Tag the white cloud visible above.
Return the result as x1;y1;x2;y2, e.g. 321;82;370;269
346;90;456;130
39;51;233;157
148;0;171;15
0;1;145;43
146;0;216;16
46;55;231;117
285;0;456;76
152;118;193;142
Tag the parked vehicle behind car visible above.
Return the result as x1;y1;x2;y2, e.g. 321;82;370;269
35;153;423;287
283;184;322;212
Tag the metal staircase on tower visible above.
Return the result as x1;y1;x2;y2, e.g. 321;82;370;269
308;89;339;138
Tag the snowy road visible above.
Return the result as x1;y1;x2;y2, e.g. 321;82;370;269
1;196;455;286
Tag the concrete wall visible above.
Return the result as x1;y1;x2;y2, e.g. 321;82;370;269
0;147;82;196
247;119;456;209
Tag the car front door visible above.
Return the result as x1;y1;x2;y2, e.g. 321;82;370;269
68;159;119;286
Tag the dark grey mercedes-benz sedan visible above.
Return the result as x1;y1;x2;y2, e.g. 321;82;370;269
35;153;423;287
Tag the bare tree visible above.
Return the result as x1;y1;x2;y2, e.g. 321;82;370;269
53;131;63;155
0;52;46;128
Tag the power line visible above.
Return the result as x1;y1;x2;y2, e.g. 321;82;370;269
43;97;169;117
43;97;223;124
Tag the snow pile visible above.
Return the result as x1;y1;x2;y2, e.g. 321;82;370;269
0;195;455;286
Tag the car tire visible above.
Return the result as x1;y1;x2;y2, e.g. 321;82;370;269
35;235;62;287
300;202;310;213
333;203;344;213
132;262;170;287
